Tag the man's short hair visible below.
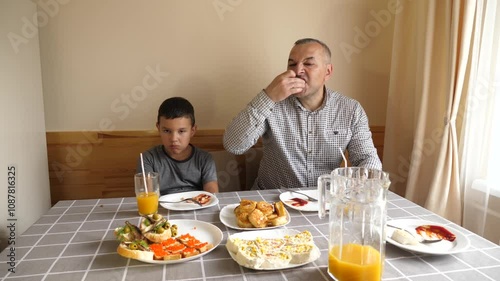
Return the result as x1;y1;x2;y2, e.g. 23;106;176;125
157;97;195;126
294;38;331;62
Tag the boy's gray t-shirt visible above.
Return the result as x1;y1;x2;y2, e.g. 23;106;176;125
137;144;218;195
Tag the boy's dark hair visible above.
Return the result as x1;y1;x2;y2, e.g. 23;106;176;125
157;97;195;126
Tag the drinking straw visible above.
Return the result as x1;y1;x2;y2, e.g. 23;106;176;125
338;147;348;168
140;153;148;194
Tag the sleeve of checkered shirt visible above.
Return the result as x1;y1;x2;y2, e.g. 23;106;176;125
347;102;383;170
223;91;274;155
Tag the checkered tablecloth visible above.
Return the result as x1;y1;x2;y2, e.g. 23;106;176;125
1;189;500;281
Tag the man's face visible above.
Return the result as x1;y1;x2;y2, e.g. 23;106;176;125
156;116;195;159
287;42;332;98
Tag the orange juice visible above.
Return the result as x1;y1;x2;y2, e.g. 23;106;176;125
136;192;159;215
328;243;382;281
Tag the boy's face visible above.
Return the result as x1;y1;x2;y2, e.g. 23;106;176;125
156;116;196;160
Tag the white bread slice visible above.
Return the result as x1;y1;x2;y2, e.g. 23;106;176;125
285;230;314;245
260;251;292;269
234;243;266;269
116;244;154;260
228;230;319;269
283;243;318;264
226;237;246;254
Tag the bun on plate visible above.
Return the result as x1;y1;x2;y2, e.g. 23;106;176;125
234;200;288;228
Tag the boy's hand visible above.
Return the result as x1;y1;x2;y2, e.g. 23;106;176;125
264;70;306;102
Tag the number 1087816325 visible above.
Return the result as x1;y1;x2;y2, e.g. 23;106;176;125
7;165;16;217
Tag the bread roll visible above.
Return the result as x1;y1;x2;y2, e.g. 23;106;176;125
248;209;267;228
236;212;254;228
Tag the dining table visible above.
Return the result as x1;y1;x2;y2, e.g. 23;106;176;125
1;188;500;281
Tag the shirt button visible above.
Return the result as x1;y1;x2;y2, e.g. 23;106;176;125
308;150;312;154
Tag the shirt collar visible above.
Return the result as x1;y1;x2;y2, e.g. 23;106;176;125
292;86;330;112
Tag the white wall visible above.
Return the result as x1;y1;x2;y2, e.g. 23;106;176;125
38;0;395;131
0;0;51;251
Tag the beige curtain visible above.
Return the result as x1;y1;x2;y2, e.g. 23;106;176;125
460;0;500;244
384;0;476;224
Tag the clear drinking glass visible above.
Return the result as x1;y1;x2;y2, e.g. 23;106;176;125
318;167;391;281
134;172;160;215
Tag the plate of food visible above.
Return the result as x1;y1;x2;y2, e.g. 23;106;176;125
219;200;290;230
226;229;321;270
115;215;223;264
159;191;218;211
279;190;321;212
386;219;470;255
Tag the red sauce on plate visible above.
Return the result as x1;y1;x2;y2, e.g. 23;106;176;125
415;225;456;242
290;197;308;207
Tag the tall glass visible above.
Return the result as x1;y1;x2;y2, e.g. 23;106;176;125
134;172;160;215
318;167;390;281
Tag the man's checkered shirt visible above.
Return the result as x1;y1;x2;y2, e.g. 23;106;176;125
223;88;382;189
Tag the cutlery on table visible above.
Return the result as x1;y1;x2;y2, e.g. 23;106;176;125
159;198;203;206
288;190;318;202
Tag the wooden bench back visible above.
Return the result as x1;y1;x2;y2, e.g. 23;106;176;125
46;127;384;205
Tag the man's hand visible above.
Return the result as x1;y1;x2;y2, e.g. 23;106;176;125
264;70;306;102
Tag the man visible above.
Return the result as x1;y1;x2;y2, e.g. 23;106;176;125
223;38;381;189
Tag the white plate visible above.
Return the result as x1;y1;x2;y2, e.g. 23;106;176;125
159;191;218;211
134;219;223;264
219;204;290;230
226;229;321;270
386;219;470;255
279;190;321;212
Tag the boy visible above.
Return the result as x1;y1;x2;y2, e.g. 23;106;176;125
137;97;219;195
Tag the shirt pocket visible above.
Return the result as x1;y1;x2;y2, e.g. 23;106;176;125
324;128;351;148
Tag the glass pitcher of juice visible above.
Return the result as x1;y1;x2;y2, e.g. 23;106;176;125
318;167;390;281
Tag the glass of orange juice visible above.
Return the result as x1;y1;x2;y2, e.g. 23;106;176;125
134;172;159;215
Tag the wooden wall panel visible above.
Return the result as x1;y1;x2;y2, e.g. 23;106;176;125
46;127;385;205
